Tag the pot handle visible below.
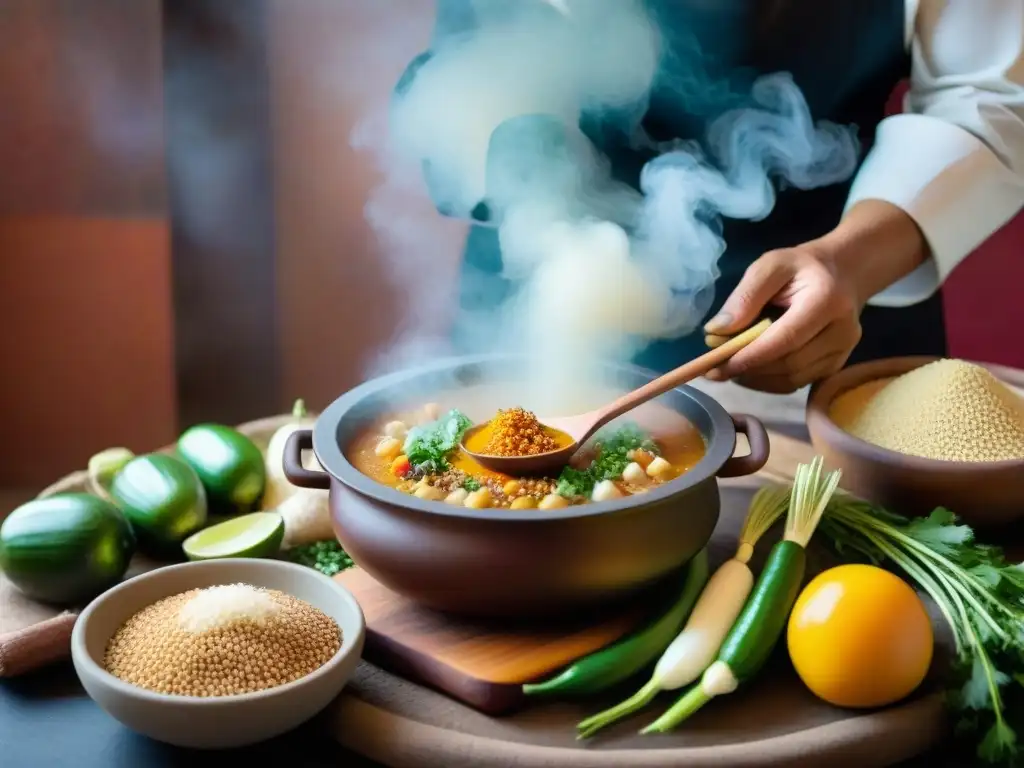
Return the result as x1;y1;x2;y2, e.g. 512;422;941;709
717;414;771;478
283;430;331;490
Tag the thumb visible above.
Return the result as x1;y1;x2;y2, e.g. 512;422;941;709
704;254;793;335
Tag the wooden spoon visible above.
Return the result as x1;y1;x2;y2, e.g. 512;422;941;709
461;318;773;476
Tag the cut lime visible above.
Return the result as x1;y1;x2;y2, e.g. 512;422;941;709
182;512;285;561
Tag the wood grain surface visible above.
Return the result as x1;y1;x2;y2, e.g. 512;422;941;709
335;567;651;715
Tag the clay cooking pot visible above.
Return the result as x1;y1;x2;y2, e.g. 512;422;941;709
283;355;770;619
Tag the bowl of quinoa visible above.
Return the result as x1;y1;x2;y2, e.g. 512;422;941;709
806;356;1024;527
71;557;365;749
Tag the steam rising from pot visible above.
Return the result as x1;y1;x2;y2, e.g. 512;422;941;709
361;0;859;411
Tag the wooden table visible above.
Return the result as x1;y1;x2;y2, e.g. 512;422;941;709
0;400;985;767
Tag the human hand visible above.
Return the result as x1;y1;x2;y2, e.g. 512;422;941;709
701;245;864;393
701;201;929;394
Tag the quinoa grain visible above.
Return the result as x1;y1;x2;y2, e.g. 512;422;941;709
103;584;341;697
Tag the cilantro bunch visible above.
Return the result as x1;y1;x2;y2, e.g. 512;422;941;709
818;496;1024;765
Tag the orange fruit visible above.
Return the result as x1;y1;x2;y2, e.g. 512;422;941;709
787;563;933;708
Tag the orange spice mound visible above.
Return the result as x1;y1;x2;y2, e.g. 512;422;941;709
482;407;558;457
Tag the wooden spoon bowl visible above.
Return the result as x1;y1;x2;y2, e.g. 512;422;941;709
459;424;579;476
463;319;773;476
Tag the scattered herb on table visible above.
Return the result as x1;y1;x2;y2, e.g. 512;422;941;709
285;540;353;577
555;423;659;498
818;496;1024;765
402;409;472;473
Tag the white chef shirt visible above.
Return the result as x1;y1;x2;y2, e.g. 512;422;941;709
854;0;1024;307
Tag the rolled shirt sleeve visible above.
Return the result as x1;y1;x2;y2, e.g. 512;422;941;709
849;0;1024;307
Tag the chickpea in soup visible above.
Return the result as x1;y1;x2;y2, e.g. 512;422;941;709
347;403;706;511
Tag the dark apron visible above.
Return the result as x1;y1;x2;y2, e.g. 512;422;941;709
449;0;947;373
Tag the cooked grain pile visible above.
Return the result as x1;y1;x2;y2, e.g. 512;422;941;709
841;359;1024;462
483;407;559;457
104;583;341;697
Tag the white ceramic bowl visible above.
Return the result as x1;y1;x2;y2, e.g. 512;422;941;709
70;558;365;749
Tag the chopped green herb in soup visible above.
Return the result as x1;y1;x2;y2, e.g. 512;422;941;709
348;404;706;511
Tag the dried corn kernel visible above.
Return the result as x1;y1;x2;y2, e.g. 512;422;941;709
622;462;648;485
375;437;402;460
382;421;408;440
538;493;568;510
510;496;537;510
592;479;624;502
445;488;469;505
646;456;672;478
464;488;493;509
414;484;445;501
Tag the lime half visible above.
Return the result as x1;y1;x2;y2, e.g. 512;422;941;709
182;512;285;561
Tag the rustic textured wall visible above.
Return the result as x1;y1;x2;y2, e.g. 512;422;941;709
266;0;466;410
0;0;1021;489
0;1;175;487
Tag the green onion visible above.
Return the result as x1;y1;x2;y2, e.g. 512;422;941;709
640;457;841;734
576;485;789;739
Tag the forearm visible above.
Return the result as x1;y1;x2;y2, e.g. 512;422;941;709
814;200;929;308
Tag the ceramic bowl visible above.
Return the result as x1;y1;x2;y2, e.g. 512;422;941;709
806;356;1024;528
71;558;365;749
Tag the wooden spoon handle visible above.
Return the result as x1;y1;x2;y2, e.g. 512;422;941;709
705;311;783;349
593;318;773;426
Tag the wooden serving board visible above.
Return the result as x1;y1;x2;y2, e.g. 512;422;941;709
334;567;652;715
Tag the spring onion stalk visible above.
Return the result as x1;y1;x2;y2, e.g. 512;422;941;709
575;485;790;739
641;458;841;734
524;548;710;698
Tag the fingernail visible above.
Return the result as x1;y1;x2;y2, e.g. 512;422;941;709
704;313;732;334
705;368;725;382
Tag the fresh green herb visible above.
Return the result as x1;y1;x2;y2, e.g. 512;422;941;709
403;409;472;473
555;423;658;498
556;467;596;498
462;476;481;492
594;423;660;457
817;495;1024;766
285;539;354;577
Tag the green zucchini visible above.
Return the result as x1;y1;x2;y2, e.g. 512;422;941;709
177;424;266;516
110;454;208;556
0;493;135;605
717;539;806;681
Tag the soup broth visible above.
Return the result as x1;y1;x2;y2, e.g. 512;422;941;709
347;388;706;511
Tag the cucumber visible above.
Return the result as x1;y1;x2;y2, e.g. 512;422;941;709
177;424;266;516
718;539;807;681
110;454;208;556
0;493;135;605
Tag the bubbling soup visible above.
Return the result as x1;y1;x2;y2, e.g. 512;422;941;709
346;394;707;511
